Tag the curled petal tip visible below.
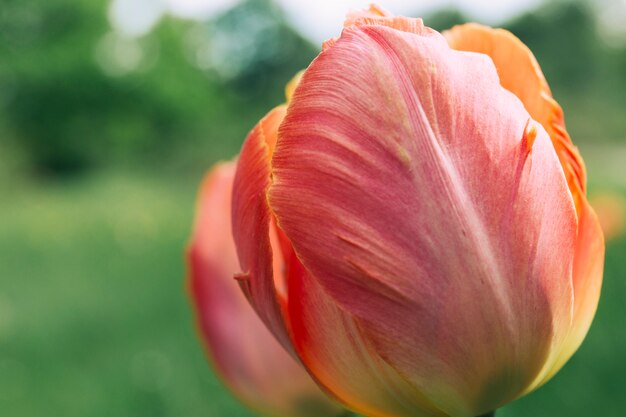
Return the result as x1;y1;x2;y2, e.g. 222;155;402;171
285;70;305;103
344;3;391;27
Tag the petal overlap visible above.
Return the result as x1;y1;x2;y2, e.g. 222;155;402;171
188;162;343;417
444;23;587;213
444;24;604;392
231;105;294;351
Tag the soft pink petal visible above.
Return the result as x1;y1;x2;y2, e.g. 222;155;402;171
444;23;605;391
270;23;576;415
444;23;587;214
287;251;448;417
188;162;341;417
528;199;605;390
557;200;605;368
231;105;294;351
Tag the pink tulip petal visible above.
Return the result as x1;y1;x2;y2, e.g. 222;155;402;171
529;199;605;389
232;105;294;351
444;23;587;214
188;162;341;417
270;23;576;415
444;24;605;391
287;252;448;417
557;200;605;368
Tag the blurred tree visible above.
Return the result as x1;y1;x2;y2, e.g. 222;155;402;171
192;0;317;94
0;0;183;174
504;1;600;92
1;0;624;177
0;0;317;176
504;1;626;142
424;8;469;33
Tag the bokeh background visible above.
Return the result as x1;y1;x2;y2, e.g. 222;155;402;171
1;0;625;416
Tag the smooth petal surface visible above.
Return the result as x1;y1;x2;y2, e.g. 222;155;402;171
563;201;605;365
287;251;447;417
531;199;605;388
231;105;294;351
444;24;605;391
188;162;342;417
270;21;577;416
444;23;587;213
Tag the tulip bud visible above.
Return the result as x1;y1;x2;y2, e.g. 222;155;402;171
187;162;344;417
229;5;604;417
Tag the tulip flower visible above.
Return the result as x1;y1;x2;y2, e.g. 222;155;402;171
187;162;344;417
229;5;604;417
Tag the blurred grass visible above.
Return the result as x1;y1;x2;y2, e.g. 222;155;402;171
0;170;256;417
0;164;624;416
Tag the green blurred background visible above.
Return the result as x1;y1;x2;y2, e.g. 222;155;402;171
0;0;624;416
